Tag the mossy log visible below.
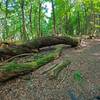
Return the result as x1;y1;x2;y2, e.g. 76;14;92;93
47;60;71;79
0;36;79;60
0;45;62;82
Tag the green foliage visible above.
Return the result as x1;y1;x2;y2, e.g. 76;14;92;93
73;70;84;82
0;0;99;40
36;53;55;67
1;61;35;73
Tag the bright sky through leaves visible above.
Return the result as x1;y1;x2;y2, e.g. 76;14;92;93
42;2;52;17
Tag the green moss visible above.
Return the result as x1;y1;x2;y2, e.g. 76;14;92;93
0;45;63;73
36;53;55;67
2;61;35;73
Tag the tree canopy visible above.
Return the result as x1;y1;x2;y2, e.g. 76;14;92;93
0;0;100;41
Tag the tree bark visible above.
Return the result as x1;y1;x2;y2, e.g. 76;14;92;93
46;60;71;79
0;45;62;82
4;0;8;40
38;0;41;37
77;11;81;35
29;0;33;35
20;0;27;40
90;0;95;34
51;0;56;35
0;36;79;60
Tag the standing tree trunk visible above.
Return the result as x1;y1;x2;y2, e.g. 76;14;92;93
59;17;63;34
34;11;38;37
20;0;27;40
29;0;33;37
90;0;95;34
38;0;42;37
77;11;81;35
65;14;68;34
51;0;56;35
4;0;8;40
82;2;88;34
84;8;88;34
17;8;22;39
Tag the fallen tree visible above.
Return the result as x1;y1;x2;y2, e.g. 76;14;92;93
46;60;71;79
0;36;79;60
0;45;63;82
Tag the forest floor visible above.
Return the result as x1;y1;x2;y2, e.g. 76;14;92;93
0;38;100;100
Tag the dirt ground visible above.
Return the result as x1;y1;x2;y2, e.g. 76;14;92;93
0;39;100;100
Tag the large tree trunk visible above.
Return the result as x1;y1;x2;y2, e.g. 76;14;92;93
29;0;33;36
45;60;71;79
51;0;56;35
20;0;27;40
0;36;79;60
77;11;81;35
4;0;8;40
0;45;62;82
38;0;42;37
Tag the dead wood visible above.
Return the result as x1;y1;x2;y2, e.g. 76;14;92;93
0;36;79;60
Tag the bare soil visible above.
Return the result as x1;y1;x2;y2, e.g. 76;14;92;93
0;39;100;100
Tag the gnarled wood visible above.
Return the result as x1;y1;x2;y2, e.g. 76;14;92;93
46;60;71;79
0;36;79;60
0;45;63;82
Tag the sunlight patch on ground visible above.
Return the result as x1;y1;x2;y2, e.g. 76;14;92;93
95;39;100;42
93;53;100;56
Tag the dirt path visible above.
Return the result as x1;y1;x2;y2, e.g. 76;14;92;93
0;39;100;100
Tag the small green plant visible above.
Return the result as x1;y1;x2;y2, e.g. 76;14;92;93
73;70;84;83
